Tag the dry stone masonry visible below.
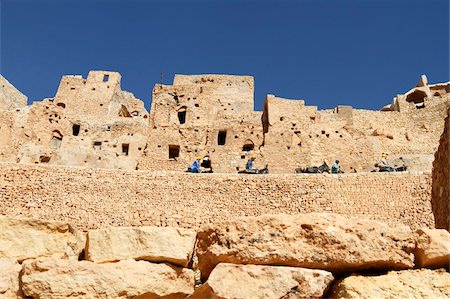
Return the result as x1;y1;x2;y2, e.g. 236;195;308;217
0;214;448;298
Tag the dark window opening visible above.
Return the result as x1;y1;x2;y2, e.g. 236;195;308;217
103;74;109;82
195;103;199;107
122;144;129;156
57;103;66;108
178;111;186;124
406;90;427;109
242;142;254;152
39;155;51;163
169;145;180;159
218;130;227;145
93;141;102;150
72;124;80;136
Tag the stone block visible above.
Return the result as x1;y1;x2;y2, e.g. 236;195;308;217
86;226;196;267
21;258;195;298
0;216;84;262
196;213;416;279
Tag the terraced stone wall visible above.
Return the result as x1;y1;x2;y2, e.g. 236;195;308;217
0;163;433;230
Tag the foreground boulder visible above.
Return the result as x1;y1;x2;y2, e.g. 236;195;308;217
191;263;333;299
86;226;196;266
21;258;195;298
0;216;84;262
196;213;416;279
0;258;23;298
329;269;450;298
415;228;450;268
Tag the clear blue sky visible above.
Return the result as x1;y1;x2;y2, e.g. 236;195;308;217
1;0;448;111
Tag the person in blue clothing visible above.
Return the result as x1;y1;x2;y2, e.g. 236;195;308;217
188;156;202;173
246;155;256;170
331;160;340;174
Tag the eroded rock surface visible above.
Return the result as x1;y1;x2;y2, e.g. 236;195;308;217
329;269;450;298
415;228;450;268
197;213;416;279
21;258;195;299
0;216;84;262
0;258;23;298
86;226;196;266
191;263;333;299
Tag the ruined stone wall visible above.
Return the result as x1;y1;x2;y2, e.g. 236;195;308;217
432;108;450;230
0;163;433;231
0;72;448;173
0;75;27;111
261;93;449;173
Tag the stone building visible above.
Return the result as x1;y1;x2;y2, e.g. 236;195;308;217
0;71;448;173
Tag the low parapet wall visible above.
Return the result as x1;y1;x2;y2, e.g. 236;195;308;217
0;163;433;230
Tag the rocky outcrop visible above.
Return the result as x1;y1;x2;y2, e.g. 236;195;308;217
0;258;23;298
196;213;416;279
21;258;195;299
329;269;450;298
0;216;84;262
432;107;450;230
191;263;333;299
415;228;450;268
86;226;196;266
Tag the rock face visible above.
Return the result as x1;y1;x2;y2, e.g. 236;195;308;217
329;269;450;298
196;213;416;279
21;258;195;299
86;226;196;266
0;258;23;298
191;263;334;299
432;108;450;230
415;228;450;268
0;216;84;262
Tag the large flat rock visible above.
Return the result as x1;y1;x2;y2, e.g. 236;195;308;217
190;263;333;299
0;258;23;298
0;216;84;262
329;269;450;298
21;258;195;299
86;226;196;267
415;228;450;268
196;213;416;279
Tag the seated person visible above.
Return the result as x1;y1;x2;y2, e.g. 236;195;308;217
200;156;213;173
246;155;256;170
378;153;393;172
331;160;340;174
187;156;202;173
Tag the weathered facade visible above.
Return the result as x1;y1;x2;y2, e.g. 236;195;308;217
0;71;448;173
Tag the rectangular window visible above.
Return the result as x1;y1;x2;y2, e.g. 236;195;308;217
72;124;80;136
93;141;102;150
103;74;109;82
178;111;186;124
218;130;227;145
169;145;180;159
122;143;129;156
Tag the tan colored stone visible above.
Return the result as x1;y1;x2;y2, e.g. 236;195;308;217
0;258;23;298
190;263;333;299
21;258;194;299
415;228;450;268
329;269;450;298
0;216;84;262
197;213;416;279
86;226;196;266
